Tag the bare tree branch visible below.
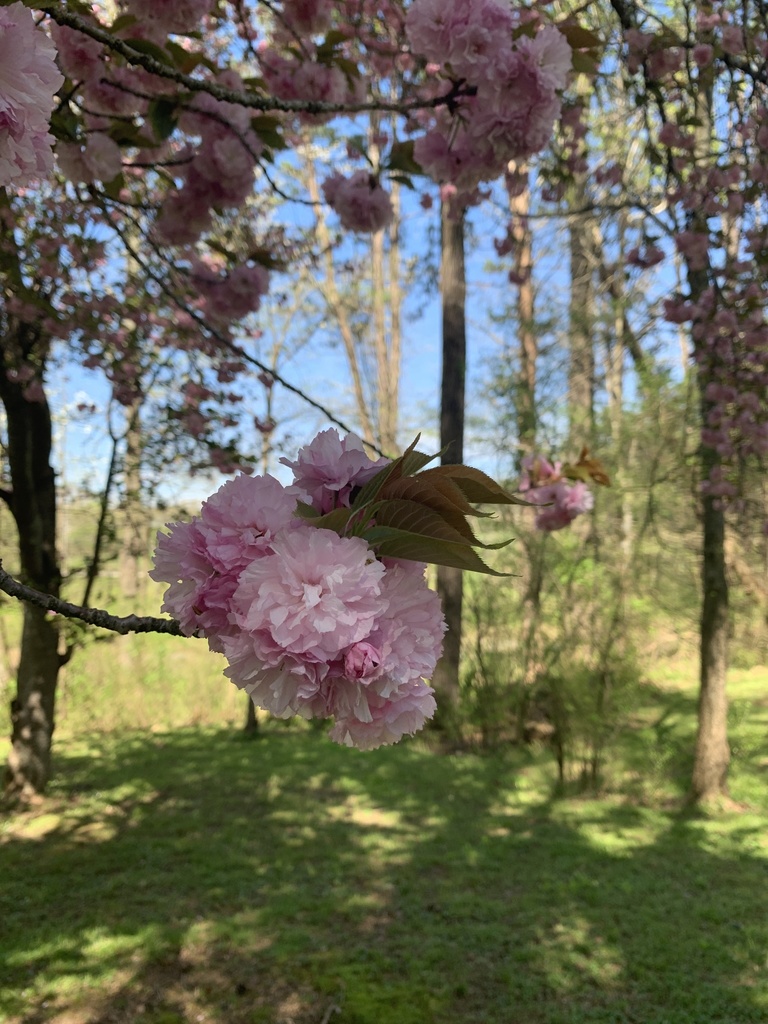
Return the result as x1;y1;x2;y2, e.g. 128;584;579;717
0;562;185;637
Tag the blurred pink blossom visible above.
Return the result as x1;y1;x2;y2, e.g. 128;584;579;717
0;3;63;186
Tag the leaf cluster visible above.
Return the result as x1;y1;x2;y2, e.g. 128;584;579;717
296;437;534;575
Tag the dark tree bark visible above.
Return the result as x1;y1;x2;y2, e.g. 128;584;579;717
244;697;259;737
691;415;730;801
0;325;61;799
431;201;466;736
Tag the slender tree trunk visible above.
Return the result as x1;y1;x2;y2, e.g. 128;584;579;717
431;202;466;735
119;399;146;604
387;182;402;453
597;211;634;562
508;166;536;469
244;697;259;736
689;19;730;803
371;223;394;451
305;156;376;444
0;335;61;799
507;167;543;703
691;418;730;801
568;172;595;446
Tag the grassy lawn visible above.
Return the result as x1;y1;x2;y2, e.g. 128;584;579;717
1;669;767;1024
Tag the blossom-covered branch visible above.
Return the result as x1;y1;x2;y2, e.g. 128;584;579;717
38;1;473;116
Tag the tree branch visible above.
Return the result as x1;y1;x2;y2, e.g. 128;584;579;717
95;197;388;455
0;562;185;637
39;3;469;116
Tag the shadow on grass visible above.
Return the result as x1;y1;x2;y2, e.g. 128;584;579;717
1;729;767;1024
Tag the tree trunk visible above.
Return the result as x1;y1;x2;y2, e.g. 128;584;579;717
387;182;402;454
431;202;466;736
568;171;595;446
508;166;536;469
119;399;146;604
243;697;259;737
691;431;730;801
688;21;730;804
0;341;61;799
305;156;377;444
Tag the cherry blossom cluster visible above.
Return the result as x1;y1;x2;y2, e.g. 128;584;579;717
406;0;571;192
519;454;594;532
322;170;394;233
150;430;445;749
154;71;263;246
0;3;63;186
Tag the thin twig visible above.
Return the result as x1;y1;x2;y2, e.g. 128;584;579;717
95;197;388;455
318;998;343;1024
0;562;185;637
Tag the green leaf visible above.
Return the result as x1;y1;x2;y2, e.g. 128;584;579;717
149;98;179;142
374;498;476;545
362;526;513;576
558;23;603;51
309;507;357;533
316;28;348;60
426;476;494;518
165;40;207;75
110;13;138;32
389;174;416;189
101;171;126;200
320;28;349;48
123;37;174;66
334;57;361;81
294;500;320;519
571;51;599;75
387;140;423;176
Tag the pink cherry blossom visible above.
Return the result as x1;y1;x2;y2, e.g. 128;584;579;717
406;0;513;81
50;23;104;83
519;455;594;532
57;134;122;184
0;3;64;186
344;641;382;679
150;434;450;750
229;527;387;665
149;473;300;645
281;0;333;36
322;171;394;233
281;428;388;513
329;680;438;750
124;0;212;34
532;481;594;531
198;472;300;571
408;16;570;189
361;558;446;697
204;263;270;323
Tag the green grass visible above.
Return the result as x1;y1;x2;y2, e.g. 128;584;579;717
2;667;768;1024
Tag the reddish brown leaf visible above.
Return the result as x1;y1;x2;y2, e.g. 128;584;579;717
362;525;513;576
378;477;481;543
422;465;534;505
562;447;611;487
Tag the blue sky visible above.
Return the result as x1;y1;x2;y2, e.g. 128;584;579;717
48;158;679;513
